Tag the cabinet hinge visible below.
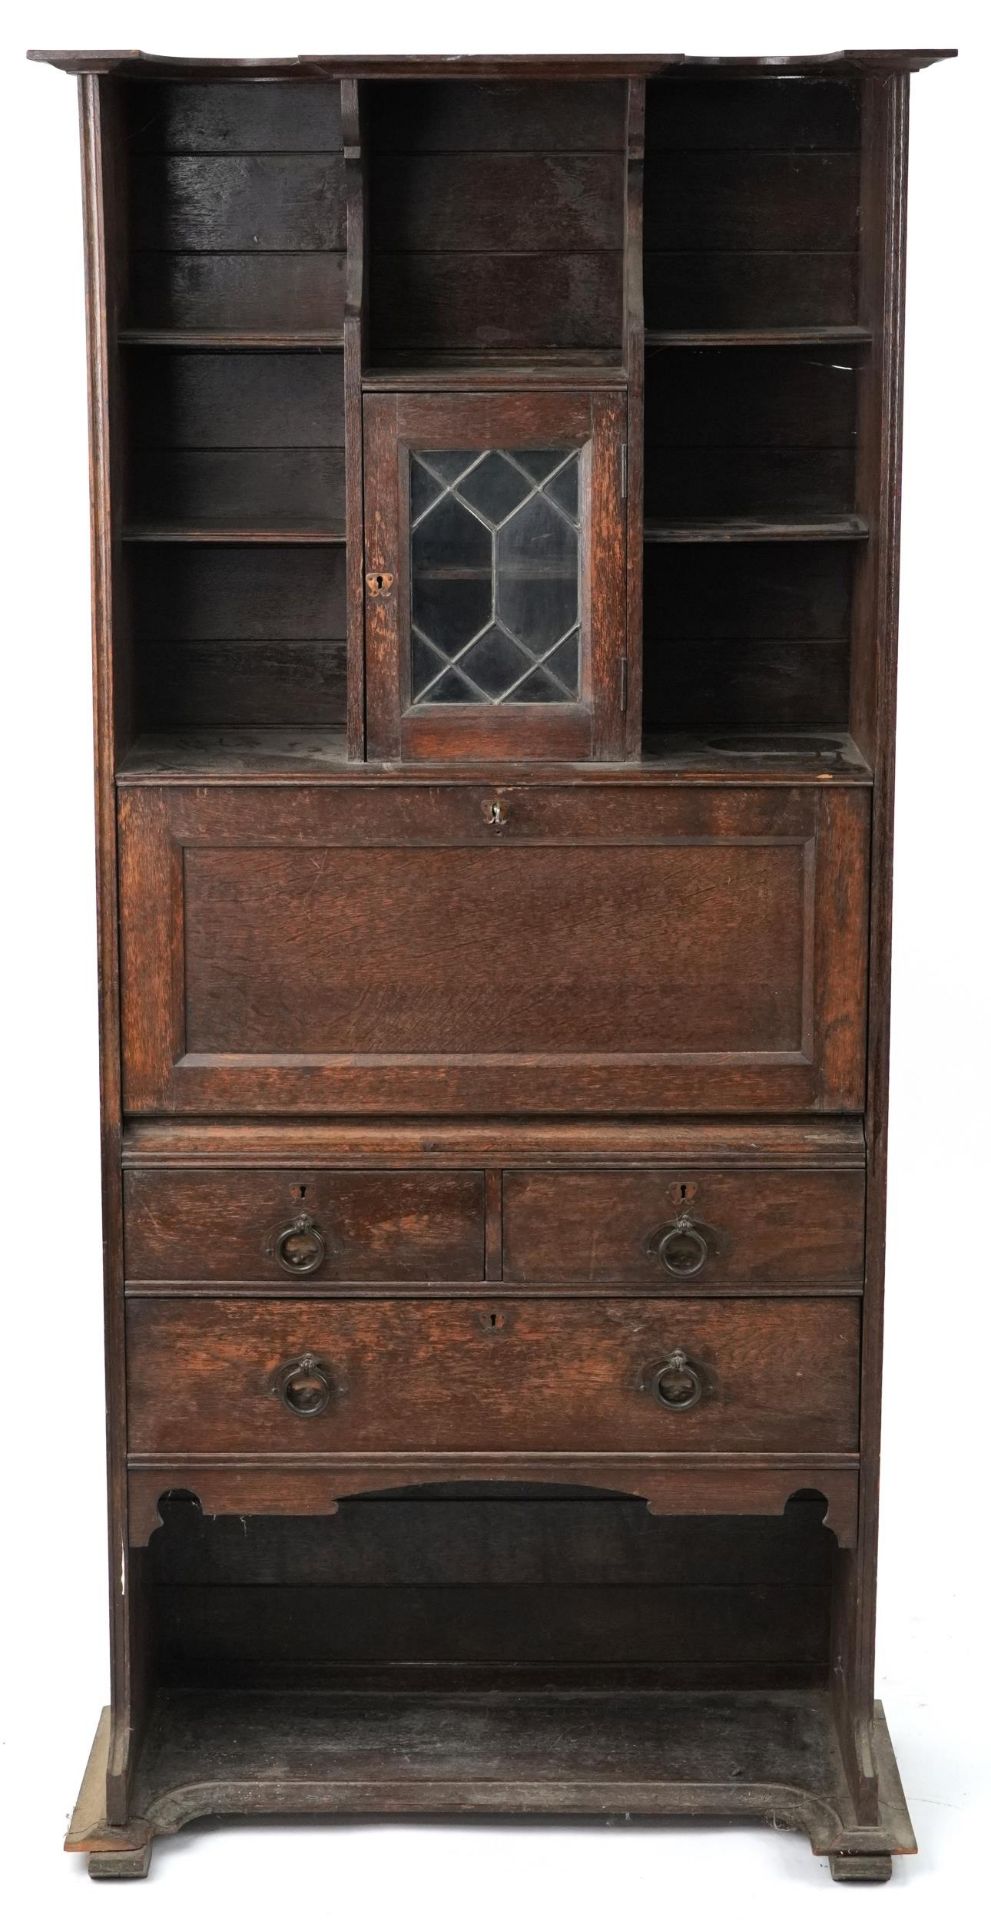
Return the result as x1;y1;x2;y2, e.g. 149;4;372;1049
620;443;628;501
619;656;628;714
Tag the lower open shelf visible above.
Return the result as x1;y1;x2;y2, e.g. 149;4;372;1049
69;1686;915;1879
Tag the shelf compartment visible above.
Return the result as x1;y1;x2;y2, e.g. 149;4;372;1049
645;515;868;544
125;348;346;547
367;80;627;359
121;77;346;340
642;542;856;734
643;76;862;333
128;545;347;731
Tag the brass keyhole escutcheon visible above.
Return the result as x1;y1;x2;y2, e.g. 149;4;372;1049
366;570;394;598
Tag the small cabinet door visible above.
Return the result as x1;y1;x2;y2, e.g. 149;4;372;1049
118;782;868;1117
363;391;627;761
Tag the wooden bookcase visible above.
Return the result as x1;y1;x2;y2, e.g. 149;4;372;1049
32;46;954;1883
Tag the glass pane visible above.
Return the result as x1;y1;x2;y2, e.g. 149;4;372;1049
409;448;582;707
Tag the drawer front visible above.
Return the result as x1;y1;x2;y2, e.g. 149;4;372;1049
124;1169;485;1292
503;1169;865;1292
126;1297;861;1455
118;783;868;1116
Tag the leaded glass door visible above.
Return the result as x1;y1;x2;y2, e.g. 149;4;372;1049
363;392;627;761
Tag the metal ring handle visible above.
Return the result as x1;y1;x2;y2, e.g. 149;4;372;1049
275;1213;326;1276
652;1215;709;1278
273;1353;333;1419
650;1348;703;1413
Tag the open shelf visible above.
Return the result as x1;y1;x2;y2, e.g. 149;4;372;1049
119;329;345;350
77;1684;912;1858
645;515;868;545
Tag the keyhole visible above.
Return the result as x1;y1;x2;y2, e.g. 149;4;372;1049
289;1183;307;1201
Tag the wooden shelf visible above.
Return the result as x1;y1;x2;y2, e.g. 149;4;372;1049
70;1685;914;1860
119;330;344;350
645;328;873;349
122;525;346;546
364;354;627;392
645;515;869;545
115;727;871;786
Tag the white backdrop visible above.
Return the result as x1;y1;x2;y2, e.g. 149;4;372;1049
2;2;987;1909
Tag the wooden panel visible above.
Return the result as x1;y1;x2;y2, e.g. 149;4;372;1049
126;1296;861;1455
643;639;850;730
645;79;860;151
146;1495;834;1587
367;80;628;152
152;1582;828;1679
645;449;855;518
370;253;622;354
128;546;346;640
124;80;343;152
128;252;346;333
182;844;806;1054
643;251;858;330
124;1168;485;1291
136;640;346;728
644;545;853;641
644;154;858;252
117;783;869;1114
131;155;346;250
372;155;624;253
129;351;345;449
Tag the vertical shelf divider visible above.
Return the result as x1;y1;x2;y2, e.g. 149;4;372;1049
343;78;368;759
623;78;646;758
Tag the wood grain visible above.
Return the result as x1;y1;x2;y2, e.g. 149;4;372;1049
125;1295;861;1456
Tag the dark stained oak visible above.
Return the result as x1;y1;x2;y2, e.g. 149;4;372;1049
125;1295;861;1456
503;1169;865;1293
33;48;952;1879
124;1167;485;1292
116;782;869;1115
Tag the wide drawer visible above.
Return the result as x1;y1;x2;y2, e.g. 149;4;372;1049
126;1297;861;1456
124;1168;485;1291
503;1169;864;1292
118;783;869;1116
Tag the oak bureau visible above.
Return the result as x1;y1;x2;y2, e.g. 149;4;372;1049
31;44;956;1882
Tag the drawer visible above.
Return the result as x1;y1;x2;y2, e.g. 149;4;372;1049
126;1297;860;1456
123;1169;485;1291
118;783;869;1116
503;1169;864;1292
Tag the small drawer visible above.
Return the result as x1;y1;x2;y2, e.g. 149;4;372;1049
502;1169;865;1292
123;1168;485;1292
126;1295;861;1456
